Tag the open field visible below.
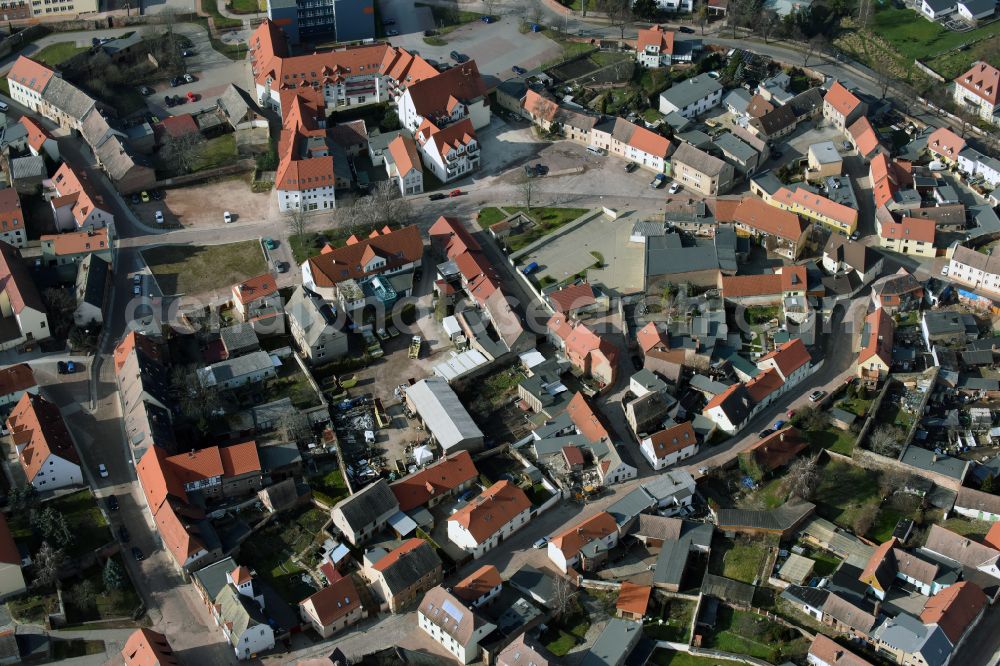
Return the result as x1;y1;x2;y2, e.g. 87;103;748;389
32;42;88;66
142;241;267;295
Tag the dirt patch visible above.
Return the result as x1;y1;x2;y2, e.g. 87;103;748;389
142;240;268;296
131;176;276;229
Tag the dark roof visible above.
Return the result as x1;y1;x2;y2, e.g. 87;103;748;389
701;573;755;605
787;88;825;117
333;479;399;533
378;539;441;596
76;254;109;309
508;564;557;604
652;521;713;588
714;500;815;533
751;104;797;137
781;584;829;610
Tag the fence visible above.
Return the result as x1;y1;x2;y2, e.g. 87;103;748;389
913;60;946;83
154;159;255;189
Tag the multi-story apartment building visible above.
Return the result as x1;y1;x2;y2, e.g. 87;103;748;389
953;62;999;123
670;142;735;196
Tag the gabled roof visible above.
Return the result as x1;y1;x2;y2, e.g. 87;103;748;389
301;575;361;626
550;511;617;558
334;478;399;533
391;450;478;511
955;61;1000;107
419;585;494;647
448;480;531;543
307;224;423;287
920;581;987;644
50;162;109;227
387;134;421;176
881;216;935;245
616;581;651;616
6;393;79;482
732;197;805;242
636;322;669;353
745;367;785;403
636;25;674;54
924;523;1000;569
824;235;880;273
405;61;486;121
0;363;35;397
746;93;775;119
121;628;178;666
860;537;899;592
219;441;261;477
644;421;696;459
453;564;502;603
773;186;857;229
0;241;46;315
807;634;872;666
848;116;880;157
6;56;54;94
721;273;782;298
418;117;477;159
704;382;753;426
548;282;597;314
745;426;806;470
19;116;54;152
136;445;188;514
824;81;863;118
751;104;797;137
566;392;609;441
428;215;479;259
858;307;894;367
41;227;111;257
927;127;966;160
372;538;441;596
758;338;811;378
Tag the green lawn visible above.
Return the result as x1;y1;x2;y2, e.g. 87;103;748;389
309;469;349;506
238;507;328;603
0;79;9;97
745;305;781;326
32;42;89;66
638;68;672;96
416;2;480;34
938;516;993;541
644;598;696;643
541;612;590;657
191;134;237;173
591;51;631;67
806;426;857;456
476;206;507;228
651;650;740;666
880;403;913;430
704;607;809;663
505;207;590;251
722;542;769;584
542;29;596;67
468;366;526;418
64;557;142;622
808;550;842;577
814;460;881;531
268;368;321;409
837;397;872;417
869;7;1000;63
423;36;448;46
12;489;116;559
8;593;60;624
642;108;662;123
742;476;788;509
290;222;389;264
227;0;263;12
201;0;242;28
142;240;267;296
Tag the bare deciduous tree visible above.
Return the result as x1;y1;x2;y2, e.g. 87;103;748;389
33;542;65;590
163;132;207;175
287;208;307;239
868;424;904;458
277;412;311;444
551;575;577;620
879;470;907;501
598;0;633;39
785;454;820;500
519;170;535;211
759;10;779;44
803;35;828;67
853;502;878;537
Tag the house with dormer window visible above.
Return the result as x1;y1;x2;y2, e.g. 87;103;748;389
397;61;490;132
415;118;480;183
953;62;999;122
635;26;678;68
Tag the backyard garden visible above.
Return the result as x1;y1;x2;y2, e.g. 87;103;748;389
238;506;330;603
702;606;810;663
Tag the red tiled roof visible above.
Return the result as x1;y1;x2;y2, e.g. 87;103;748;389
758;338;811;379
0;363;35;397
155;500;205;565
0;513;20;567
219;441;261;477
733;197;805;243
955;61;1000;107
549;282;597;314
7;56;54;94
721;273;782;298
158;114;199;138
628;123;672;158
808;634;872;666
824;81;862;118
881;216;935;245
372;537;426;572
405;61;486;121
136;445;188;514
746;426;807;470
920;581;987;644
745;367;785;403
453;564;502;603
927;127;966;160
122;628;178;666
848;116;880;157
0;241;45;316
391;450;478;512
166;448;224;485
636;322;668;353
388;134;422;176
19;116;53;152
114;331;164;374
562;445;585;467
307;224;423;287
551;511;616;558
429;215;480;260
40;227;110;256
301;575;361;626
419;117;477;159
6;393;79;482
781;265;807;292
616;581;652;616
860;537;898;591
858;307;894;367
636;25;674;55
50;162;107;228
773;187;858;229
644;421;696;459
523;89;559;122
986;522;1000;550
230;565;253;585
747;94;775;119
449;480;531;543
567;392;609;442
0;188;21;227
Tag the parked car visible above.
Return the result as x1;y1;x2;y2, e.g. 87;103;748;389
131;193;140;204
276;261;288;273
758;430;772;438
530;23;542;31
107;494;119;511
186;91;198;102
808;390;826;402
170;76;183;87
138;85;154;96
65;361;78;373
533;163;548;176
650;173;667;189
429;193;446;201
773;420;786;430
263;237;277;250
481;14;494;22
450;50;462;61
850;231;860;241
532;537;548;549
173;94;186;105
154;210;164;224
625;161;638;173
182;73;195;83
697;466;709;475
678;26;695;33
449;189;462;197
181;50;194;57
522;261;540;275
133;283;141;296
141;191;150;203
524;164;537;178
151;190;162;201
668;181;681;194
941;265;949;276
224;211;233;223
119;525;130;542
133;273;142;286
98;463;109;479
512;65;527;75
387;29;399;36
57;361;68;374
132;547;144;561
424;29;437;36
164;95;175;107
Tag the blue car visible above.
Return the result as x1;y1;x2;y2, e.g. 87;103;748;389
481;14;494;23
512;65;527;75
530;23;542;32
522;261;539;275
773;420;786;430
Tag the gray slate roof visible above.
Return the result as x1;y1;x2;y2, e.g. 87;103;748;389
42;76;96;122
333;479;399;533
285;286;344;347
659;73;724;110
579;619;642;666
11;155;46;180
714;500;814;532
379;539;441;596
76;254;109;309
713;132;758;164
406;377;483;451
872;613;951;666
607;487;656;527
219;322;259;354
653;521;713;588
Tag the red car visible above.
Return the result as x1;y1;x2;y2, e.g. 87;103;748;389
449;189;462;197
186;91;198;102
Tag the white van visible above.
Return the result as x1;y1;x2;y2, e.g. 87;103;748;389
586;146;604;156
0;102;8;112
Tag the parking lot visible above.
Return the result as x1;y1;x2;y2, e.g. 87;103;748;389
128;179;277;230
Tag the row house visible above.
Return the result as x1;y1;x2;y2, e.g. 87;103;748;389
590;116;674;173
391;450;478;512
730;196;808;259
521;89;599;143
48;163;115;232
876;214;935;258
670;142;735;196
397;61;490;132
547;315;619;386
275;96;339;213
418;585;496;664
640;421;698;470
857;308;894;387
299;576;364;638
658;73;724;118
0;242;50;351
948;245;1000;296
767;185;858;235
385;134;424;195
823;81;867;131
548;511;618;573
0;189;26;248
363;537;443;613
159;442;263;500
330;478;399;545
7;393;81;491
0;363;37;411
198;563;275;660
40;227;113;270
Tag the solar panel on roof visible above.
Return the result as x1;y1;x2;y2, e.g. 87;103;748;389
441;598;464;624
